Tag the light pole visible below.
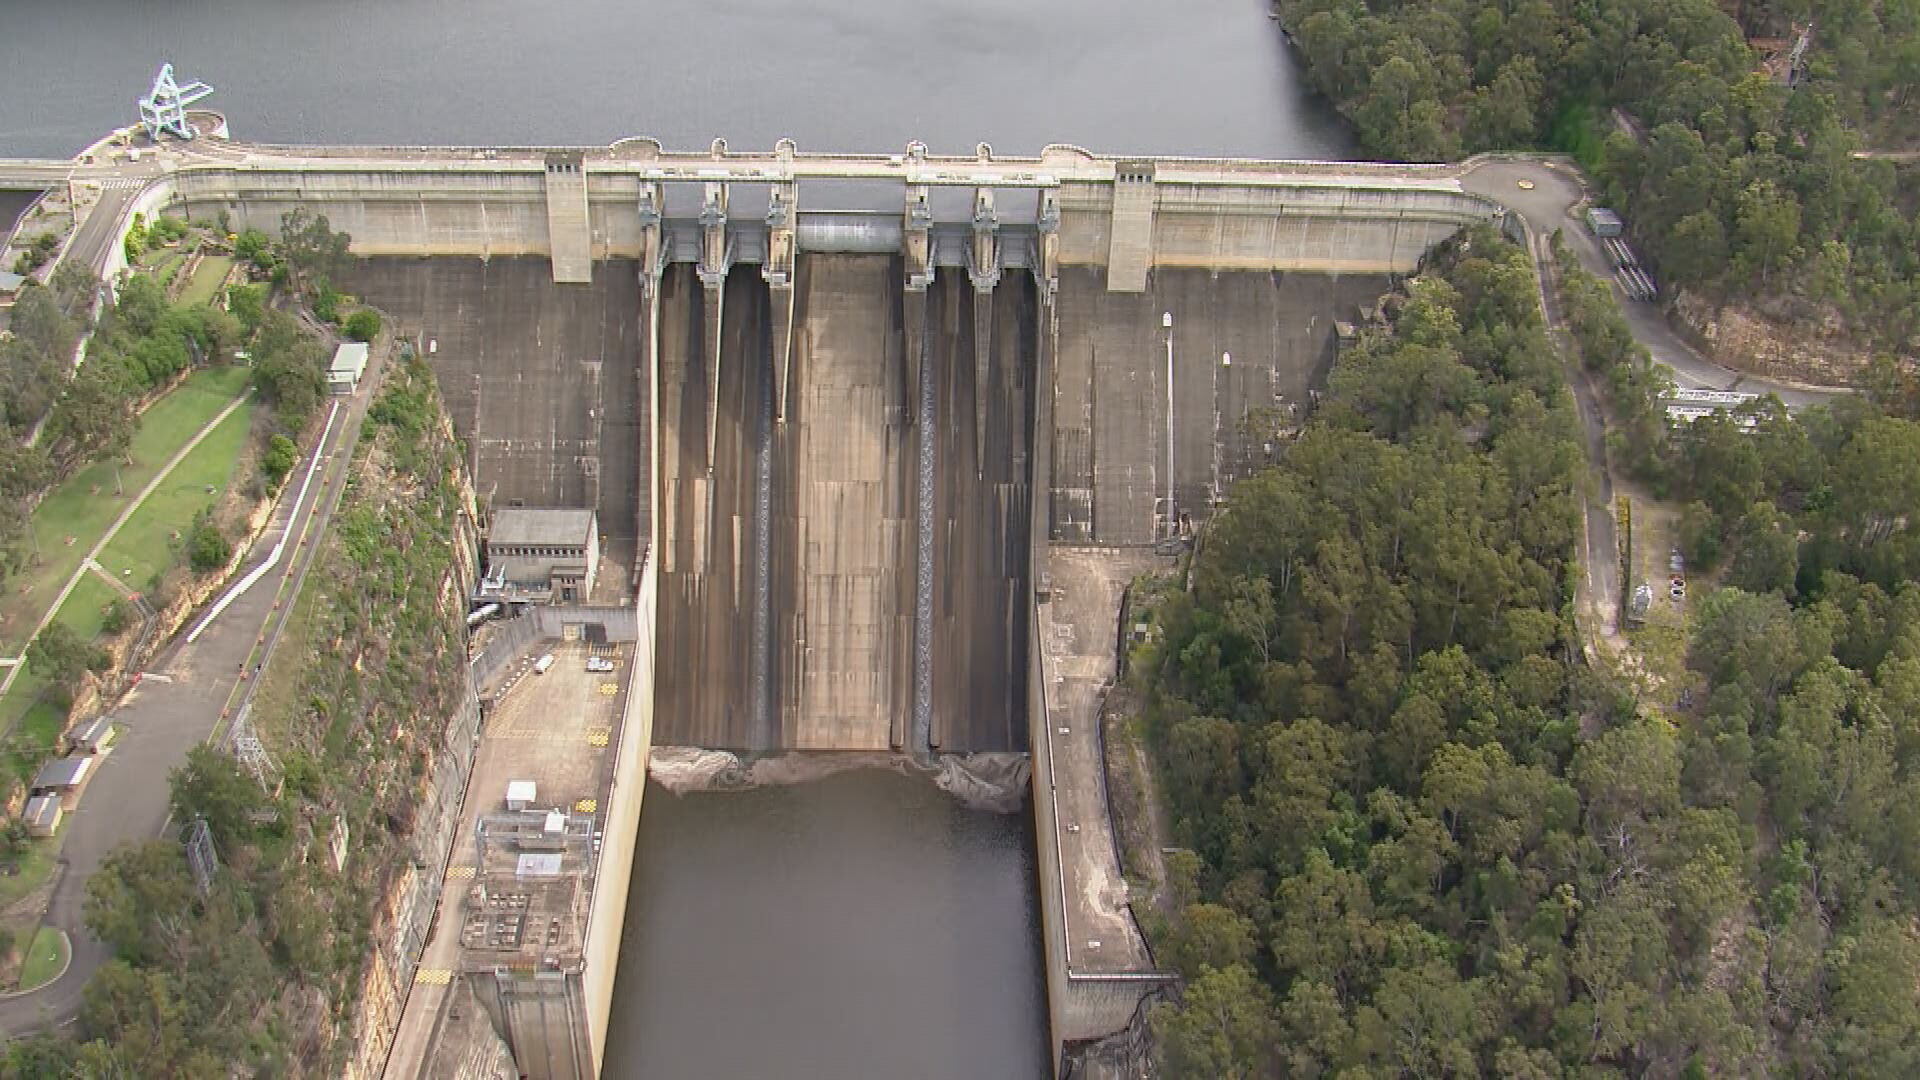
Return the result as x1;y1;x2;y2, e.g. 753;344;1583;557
1213;351;1230;507
1162;312;1174;540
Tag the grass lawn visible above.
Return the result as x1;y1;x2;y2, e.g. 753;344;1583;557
15;927;68;991
53;573;119;644
98;400;257;589
177;255;234;308
0;365;251;653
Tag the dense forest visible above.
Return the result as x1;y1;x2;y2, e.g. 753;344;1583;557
1141;225;1920;1076
1273;0;1920;351
2;354;472;1076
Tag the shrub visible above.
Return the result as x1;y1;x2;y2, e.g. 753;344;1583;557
101;598;130;635
344;309;381;343
311;279;340;324
187;512;231;574
261;434;298;492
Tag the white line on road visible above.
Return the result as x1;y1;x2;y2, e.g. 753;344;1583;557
187;400;342;644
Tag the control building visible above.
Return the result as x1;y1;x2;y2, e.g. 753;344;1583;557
479;508;599;605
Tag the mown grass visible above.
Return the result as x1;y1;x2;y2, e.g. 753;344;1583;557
97;400;256;589
0;365;251;653
15;927;67;991
177;255;235;308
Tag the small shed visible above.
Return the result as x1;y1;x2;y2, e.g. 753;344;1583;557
328;342;370;395
32;756;94;809
1585;207;1625;238
65;716;116;754
506;780;537;812
22;794;62;837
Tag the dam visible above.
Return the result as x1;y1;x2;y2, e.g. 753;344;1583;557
0;133;1510;1077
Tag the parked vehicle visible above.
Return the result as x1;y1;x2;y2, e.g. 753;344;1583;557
586;657;615;673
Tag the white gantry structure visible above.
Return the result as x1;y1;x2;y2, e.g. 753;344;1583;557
137;63;214;141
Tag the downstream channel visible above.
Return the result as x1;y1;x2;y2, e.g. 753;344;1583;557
0;2;1354;1075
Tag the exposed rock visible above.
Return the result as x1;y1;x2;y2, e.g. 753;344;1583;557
1672;291;1877;386
646;747;1031;812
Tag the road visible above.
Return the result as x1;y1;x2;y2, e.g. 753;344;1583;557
60;184;135;278
1459;159;1843;409
0;346;384;1035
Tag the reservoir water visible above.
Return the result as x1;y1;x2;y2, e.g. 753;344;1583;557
1;2;1352;1075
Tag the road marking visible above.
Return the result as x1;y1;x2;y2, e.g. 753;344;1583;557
585;729;609;747
597;683;618;697
445;866;474;881
414;968;452;986
575;799;598;813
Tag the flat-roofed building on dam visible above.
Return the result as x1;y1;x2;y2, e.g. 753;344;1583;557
481;507;599;605
327;341;368;395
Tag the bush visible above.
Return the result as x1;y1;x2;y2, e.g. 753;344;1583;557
186;512;231;574
150;216;189;245
226;283;266;335
101;598;130;635
311;279;340;324
233;229;271;265
343;309;381;343
261;434;298;492
122;213;148;263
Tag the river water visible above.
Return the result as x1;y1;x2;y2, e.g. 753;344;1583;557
1;2;1350;1076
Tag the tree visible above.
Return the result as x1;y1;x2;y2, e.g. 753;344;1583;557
344;308;381;343
225;283;265;334
1468;57;1544;149
278;208;351;289
1150;964;1278;1079
27;622;107;702
169;746;264;852
84;842;198;966
1163;902;1258;976
1728;501;1799;597
1826;920;1920;1075
1733;180;1801;289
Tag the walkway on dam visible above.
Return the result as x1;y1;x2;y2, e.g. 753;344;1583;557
1039;548;1164;980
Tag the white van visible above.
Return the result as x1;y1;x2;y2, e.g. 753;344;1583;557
533;654;555;675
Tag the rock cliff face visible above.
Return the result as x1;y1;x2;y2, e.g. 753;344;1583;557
1673;291;1879;386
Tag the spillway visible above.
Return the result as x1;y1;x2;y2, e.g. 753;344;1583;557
654;254;1033;755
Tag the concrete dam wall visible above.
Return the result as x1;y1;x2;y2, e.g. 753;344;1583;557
334;256;652;588
653;254;1033;754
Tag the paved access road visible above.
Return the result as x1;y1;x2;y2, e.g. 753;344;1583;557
0;344;387;1036
1459;159;1843;409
